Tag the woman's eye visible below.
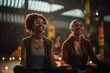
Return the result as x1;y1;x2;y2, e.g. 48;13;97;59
80;25;83;27
35;23;39;24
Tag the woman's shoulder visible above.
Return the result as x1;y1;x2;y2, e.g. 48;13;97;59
43;36;53;44
82;37;92;44
43;36;52;41
62;36;73;44
22;36;32;41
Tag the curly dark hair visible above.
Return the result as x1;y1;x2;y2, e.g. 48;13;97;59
24;13;48;32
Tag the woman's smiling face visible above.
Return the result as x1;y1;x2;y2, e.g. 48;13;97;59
33;18;47;33
72;21;84;35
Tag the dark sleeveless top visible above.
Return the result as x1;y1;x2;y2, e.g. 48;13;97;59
22;36;53;69
29;45;45;69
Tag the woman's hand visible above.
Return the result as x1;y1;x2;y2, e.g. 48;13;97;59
63;64;72;70
61;60;72;70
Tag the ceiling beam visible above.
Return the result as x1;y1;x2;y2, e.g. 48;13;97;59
50;2;83;15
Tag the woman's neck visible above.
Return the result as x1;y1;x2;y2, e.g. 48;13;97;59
74;35;82;41
32;32;44;39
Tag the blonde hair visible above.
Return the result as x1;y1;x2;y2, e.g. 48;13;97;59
69;19;84;31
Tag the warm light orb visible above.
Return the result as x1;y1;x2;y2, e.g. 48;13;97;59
5;66;8;70
58;57;62;60
19;57;21;60
12;57;15;60
96;10;99;16
90;61;92;64
2;57;5;60
9;57;12;61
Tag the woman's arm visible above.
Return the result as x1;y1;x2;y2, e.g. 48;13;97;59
20;41;26;67
87;40;101;64
61;42;68;64
61;42;72;70
50;45;57;67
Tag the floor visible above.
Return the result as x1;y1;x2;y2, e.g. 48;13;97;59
0;56;110;73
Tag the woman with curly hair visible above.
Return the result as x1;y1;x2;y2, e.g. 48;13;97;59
13;13;67;73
